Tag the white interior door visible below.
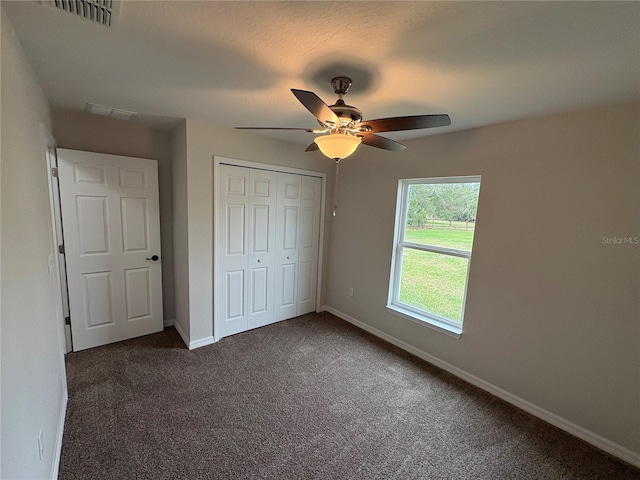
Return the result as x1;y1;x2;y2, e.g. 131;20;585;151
274;173;301;322
247;168;277;329
297;175;322;315
215;161;324;340
217;165;278;335
57;149;163;351
217;165;250;337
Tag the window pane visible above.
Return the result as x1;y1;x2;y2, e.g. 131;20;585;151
404;183;480;251
398;249;469;322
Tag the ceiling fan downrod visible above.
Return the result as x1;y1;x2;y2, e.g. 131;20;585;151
327;77;363;128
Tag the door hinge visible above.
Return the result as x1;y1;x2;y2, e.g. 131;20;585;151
64;316;71;326
58;244;65;254
51;167;58;177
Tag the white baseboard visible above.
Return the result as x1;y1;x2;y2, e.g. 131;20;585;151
320;305;640;469
173;320;215;350
51;387;68;480
173;320;189;348
189;335;215;350
163;318;175;328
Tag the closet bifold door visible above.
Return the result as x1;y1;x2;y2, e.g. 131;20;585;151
247;168;277;329
218;165;279;337
217;164;322;338
274;173;301;322
297;175;322;315
218;164;250;338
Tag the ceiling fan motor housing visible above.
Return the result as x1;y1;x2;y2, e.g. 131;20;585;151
329;99;363;126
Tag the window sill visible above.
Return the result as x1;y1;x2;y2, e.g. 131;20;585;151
386;304;462;338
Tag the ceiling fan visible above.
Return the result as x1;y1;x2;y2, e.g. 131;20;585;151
236;76;451;161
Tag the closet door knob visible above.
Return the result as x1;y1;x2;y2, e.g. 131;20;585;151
286;256;291;260
257;259;262;263
146;255;159;261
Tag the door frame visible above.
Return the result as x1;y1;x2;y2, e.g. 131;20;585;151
41;125;73;354
213;156;327;342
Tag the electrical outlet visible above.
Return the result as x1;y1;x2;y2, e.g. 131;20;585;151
348;287;354;297
37;429;44;460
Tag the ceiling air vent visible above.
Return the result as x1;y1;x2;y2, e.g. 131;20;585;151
41;1;121;27
86;103;136;120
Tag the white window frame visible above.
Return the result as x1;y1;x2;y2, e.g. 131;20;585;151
387;175;481;338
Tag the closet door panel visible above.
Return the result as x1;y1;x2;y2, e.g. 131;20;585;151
297;176;322;315
217;165;250;337
247;169;277;329
274;173;300;321
298;260;313;303
217;163;323;339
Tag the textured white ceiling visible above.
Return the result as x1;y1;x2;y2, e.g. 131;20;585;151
3;1;639;144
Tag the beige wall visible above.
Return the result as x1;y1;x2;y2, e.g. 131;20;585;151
179;118;335;343
51;109;176;323
325;102;640;455
1;12;67;479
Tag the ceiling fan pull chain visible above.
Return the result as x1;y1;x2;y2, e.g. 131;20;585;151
333;159;340;217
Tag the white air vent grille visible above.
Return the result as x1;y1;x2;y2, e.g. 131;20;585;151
86;103;135;120
42;0;121;27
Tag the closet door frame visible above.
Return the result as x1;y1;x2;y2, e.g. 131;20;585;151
213;156;326;342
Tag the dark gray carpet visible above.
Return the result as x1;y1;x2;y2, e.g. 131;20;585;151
59;312;639;479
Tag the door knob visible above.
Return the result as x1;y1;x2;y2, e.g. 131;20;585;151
257;259;262;263
286;256;290;260
146;255;160;261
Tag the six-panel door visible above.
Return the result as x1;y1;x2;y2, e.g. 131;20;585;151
57;149;163;351
217;165;322;339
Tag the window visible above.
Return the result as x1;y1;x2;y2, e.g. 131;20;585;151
387;176;481;336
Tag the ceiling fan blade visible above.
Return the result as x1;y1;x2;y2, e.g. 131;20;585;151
291;89;340;127
235;127;315;132
359;114;451;133
359;133;406;151
305;142;319;152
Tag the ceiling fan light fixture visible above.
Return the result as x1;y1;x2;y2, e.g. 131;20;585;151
314;133;361;160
